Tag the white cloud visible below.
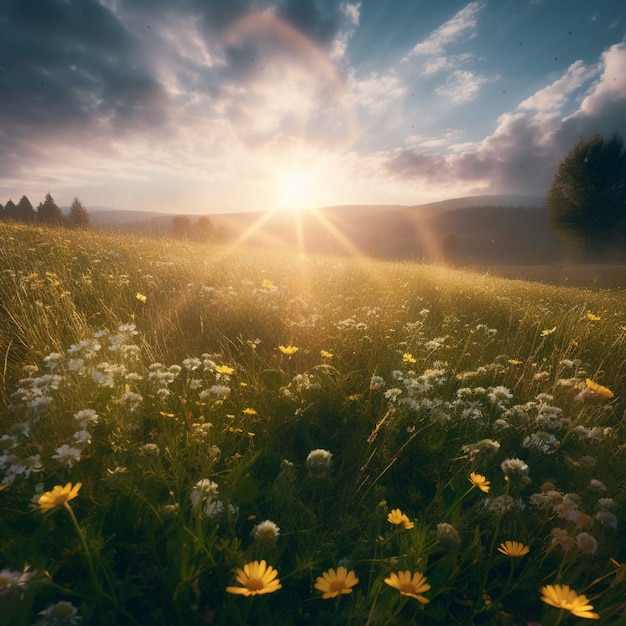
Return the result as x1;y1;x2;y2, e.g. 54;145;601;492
350;70;407;115
518;60;599;112
435;70;490;104
405;1;486;60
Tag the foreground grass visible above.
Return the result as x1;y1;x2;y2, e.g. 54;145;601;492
1;222;625;625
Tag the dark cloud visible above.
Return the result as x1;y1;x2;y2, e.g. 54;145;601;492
0;0;169;178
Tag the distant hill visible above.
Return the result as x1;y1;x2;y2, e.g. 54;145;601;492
89;194;555;264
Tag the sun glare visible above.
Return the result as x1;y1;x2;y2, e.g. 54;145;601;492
275;169;316;210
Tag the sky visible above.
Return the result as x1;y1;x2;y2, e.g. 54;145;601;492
1;0;625;214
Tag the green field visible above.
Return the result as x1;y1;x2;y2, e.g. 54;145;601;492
1;222;625;625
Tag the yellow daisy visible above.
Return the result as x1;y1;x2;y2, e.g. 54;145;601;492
226;560;282;596
468;472;490;493
214;365;235;375
387;508;414;529
540;584;599;619
278;345;299;355
320;350;334;359
497;541;530;558
402;352;416;364
38;482;82;513
314;566;359;599
384;570;430;604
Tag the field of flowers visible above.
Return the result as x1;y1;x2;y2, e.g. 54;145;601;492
1;221;625;625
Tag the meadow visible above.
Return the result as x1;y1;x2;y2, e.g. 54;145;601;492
1;221;625;625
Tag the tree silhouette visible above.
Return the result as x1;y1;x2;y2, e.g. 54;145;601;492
171;215;192;240
16;195;35;221
37;192;64;225
4;199;18;220
194;216;215;243
67;197;91;229
546;133;626;260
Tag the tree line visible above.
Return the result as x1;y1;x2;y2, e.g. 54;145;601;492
0;192;91;228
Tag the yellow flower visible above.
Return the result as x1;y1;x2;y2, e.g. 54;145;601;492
243;408;257;415
468;472;490;493
261;279;277;290
135;292;147;303
226;560;282;596
214;365;235;375
402;352;416;364
320;350;334;359
540;327;557;337
497;541;530;558
38;482;82;513
586;312;601;321
278;345;299;355
384;571;430;604
585;379;614;399
540;584;599;619
387;508;414;529
314;566;359;599
507;359;523;365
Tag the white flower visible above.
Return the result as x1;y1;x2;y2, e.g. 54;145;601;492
0;564;35;598
575;532;598;555
73;409;99;428
595;510;618;529
488;385;513;405
306;449;333;476
51;445;82;468
36;600;81;625
252;520;280;547
139;443;160;456
72;430;92;447
589;479;607;492
190;479;219;507
384;388;403;402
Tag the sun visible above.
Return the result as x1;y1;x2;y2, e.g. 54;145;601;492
275;169;316;210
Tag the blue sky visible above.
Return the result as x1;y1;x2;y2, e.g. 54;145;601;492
1;0;625;213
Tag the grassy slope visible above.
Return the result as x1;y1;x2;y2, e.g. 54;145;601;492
1;222;626;625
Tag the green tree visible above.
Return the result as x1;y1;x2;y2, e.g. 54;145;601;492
546;133;626;260
67;197;91;229
3;199;17;220
16;195;35;221
37;192;64;225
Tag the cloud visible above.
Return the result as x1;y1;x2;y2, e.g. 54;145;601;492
384;40;626;196
434;70;491;104
404;1;486;60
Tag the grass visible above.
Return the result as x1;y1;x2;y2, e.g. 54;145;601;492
1;221;625;625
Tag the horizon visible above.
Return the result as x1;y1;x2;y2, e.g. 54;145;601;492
1;1;625;213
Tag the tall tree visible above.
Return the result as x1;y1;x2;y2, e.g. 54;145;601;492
67;197;91;229
37;192;64;225
4;199;18;220
171;215;192;240
193;215;215;243
546;133;626;259
16;195;35;221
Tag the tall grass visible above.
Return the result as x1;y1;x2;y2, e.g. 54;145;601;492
1;221;625;625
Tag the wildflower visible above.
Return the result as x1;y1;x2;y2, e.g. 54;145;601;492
585;379;614;399
36;600;82;625
402;352;417;364
384;570;430;604
540;584;599;619
226;560;281;596
437;522;461;549
469;472;490;493
279;345;299;355
384;387;403;401
139;443;160;456
261;279;277;290
315;566;359;599
243;408;257;415
135;292;147;303
387;508;414;529
214;365;235;376
320;350;333;358
576;532;598;555
586;312;601;321
497;541;530;558
251;520;280;547
0;564;35;598
540;327;556;337
38;482;82;513
306;449;333;477
190;479;219;507
51;445;82;468
595;510;618;529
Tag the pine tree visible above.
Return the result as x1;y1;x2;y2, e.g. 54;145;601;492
67;197;91;229
37;192;64;225
16;195;35;221
4;199;18;220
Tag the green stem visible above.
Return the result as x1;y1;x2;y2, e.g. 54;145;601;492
63;502;100;598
